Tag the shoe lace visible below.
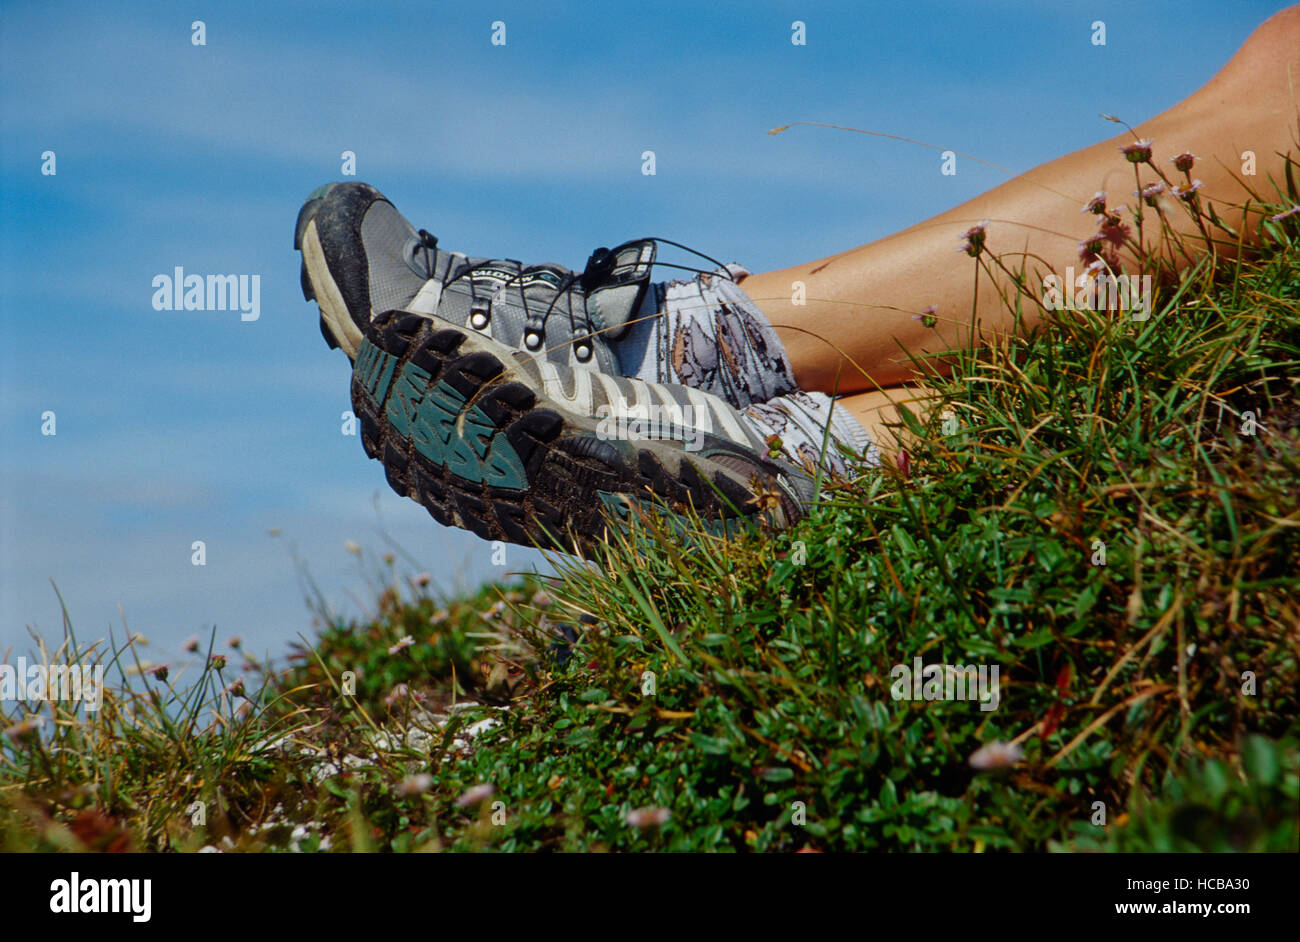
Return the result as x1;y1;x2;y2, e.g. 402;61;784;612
625;237;736;283
415;229;738;355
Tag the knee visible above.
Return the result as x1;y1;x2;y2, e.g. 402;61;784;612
1244;6;1300;61
1205;6;1300;99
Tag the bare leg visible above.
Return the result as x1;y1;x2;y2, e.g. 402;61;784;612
835;384;937;458
741;6;1300;397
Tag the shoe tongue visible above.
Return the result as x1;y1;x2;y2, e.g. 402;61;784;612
453;260;575;304
525;264;569;288
583;240;656;341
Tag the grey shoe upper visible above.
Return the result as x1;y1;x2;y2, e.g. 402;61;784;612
300;182;656;373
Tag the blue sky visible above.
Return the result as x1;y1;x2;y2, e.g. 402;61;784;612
1;0;1286;666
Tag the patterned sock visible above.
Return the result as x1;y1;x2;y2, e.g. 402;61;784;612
741;390;880;477
611;266;877;476
612;266;800;408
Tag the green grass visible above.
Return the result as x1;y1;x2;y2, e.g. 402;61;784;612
3;153;1298;853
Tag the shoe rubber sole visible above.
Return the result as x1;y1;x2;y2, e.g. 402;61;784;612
351;309;771;551
294;183;366;358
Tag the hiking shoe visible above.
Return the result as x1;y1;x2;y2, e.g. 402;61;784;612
295;181;685;371
350;309;815;551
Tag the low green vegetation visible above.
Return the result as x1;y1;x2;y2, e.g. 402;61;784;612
3;153;1298;853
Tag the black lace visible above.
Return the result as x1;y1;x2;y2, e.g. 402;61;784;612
415;232;738;352
415;230;439;279
636;237;736;283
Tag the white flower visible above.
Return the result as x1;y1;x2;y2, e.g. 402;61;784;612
969;741;1023;770
626;806;672;829
398;773;432;796
455;783;496;808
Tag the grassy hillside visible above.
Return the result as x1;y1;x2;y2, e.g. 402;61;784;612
3;159;1298;853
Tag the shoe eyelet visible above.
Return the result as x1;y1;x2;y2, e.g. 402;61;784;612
524;329;543;350
470;309;490;331
574;342;593;362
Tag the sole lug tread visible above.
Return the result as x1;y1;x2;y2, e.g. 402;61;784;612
426;328;468;355
345;314;787;551
451;491;495;540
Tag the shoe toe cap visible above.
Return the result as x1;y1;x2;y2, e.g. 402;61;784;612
295;181;390;247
